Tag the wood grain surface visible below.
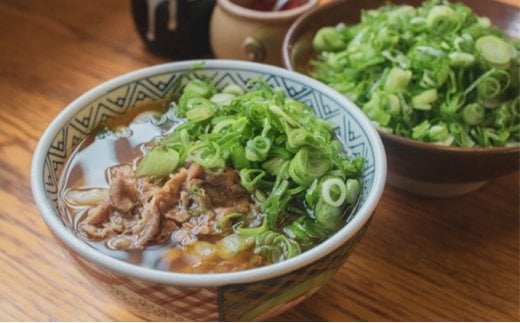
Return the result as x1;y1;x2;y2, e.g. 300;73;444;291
0;0;518;321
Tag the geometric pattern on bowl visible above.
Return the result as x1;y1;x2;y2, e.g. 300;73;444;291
68;250;218;321
218;220;370;321
61;220;370;321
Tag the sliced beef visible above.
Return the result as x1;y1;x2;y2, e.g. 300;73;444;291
82;199;112;226
154;219;179;243
78;162;259;250
182;210;217;236
108;165;138;213
107;197;161;249
165;207;191;223
78;200;113;238
155;168;188;213
201;169;250;208
186;163;204;181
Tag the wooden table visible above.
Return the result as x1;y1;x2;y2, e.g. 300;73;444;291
0;0;518;321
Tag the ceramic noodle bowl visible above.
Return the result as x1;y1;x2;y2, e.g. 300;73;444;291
31;60;386;321
210;0;318;66
131;0;216;58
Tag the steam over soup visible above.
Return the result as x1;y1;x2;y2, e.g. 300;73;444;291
59;78;364;273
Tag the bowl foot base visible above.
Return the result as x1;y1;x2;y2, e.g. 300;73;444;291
388;173;488;197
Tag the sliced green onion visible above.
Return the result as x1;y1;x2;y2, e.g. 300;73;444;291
493;103;513;128
237;220;268;236
189;141;223;169
453;34;474;52
286;128;310;149
239;168;266;191
232;117;249;133
210;93;235;106
185;106;214;122
255;231;301;263
428;123;449;142
412;120;431;140
245;136;271;161
262;157;287;176
448;52;475;67
320;178;347;207
384;67;412;93
212;117;236;133
476;35;512;69
215;234;255;259
386;93;401;115
411;89;438;110
183;79;215;98
478;17;491;28
363;92;392;127
185;97;215;122
477;70;511;101
269;146;293;160
312;26;345;53
269;104;300;128
262;179;290;228
305;179;319;209
462;103;485;125
230;144;250;169
284;99;313;115
288;185;306;195
426;5;459;34
314;199;341;232
285;216;329;248
137;149;180;177
216;212;245;231
222;83;245;96
288;147;331;186
244;103;268;124
344;179;361;205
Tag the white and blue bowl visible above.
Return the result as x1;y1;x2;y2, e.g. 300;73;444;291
31;60;386;321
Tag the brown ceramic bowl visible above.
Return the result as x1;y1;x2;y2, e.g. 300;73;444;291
283;0;520;197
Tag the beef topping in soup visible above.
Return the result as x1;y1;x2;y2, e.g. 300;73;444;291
78;162;258;250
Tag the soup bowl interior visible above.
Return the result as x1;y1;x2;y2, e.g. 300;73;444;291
31;60;386;321
283;0;520;197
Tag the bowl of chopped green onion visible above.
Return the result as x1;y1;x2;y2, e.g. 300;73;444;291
283;0;520;197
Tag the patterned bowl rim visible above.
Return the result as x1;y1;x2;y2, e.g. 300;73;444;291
31;59;387;287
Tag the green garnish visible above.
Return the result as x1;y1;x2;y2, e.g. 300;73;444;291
475;35;512;69
137;149;180;177
312;0;519;147
137;76;365;262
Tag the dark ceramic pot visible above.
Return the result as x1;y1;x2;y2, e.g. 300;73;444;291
131;0;216;58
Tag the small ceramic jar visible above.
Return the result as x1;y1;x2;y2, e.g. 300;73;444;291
210;0;318;66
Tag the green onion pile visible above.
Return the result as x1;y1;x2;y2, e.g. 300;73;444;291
312;0;519;147
137;77;364;263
